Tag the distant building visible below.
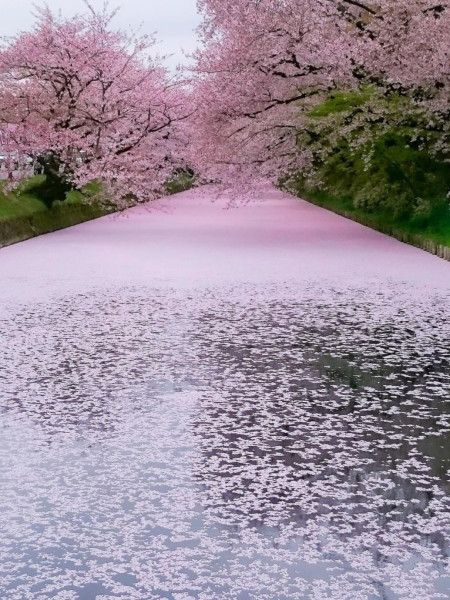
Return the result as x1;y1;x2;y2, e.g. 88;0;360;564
0;125;35;180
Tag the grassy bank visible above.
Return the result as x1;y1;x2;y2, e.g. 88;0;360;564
287;88;450;261
292;185;450;261
0;176;115;249
0;171;196;249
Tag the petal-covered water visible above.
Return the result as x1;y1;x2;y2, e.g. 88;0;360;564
0;189;449;599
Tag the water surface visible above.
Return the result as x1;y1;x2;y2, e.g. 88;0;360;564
0;189;449;599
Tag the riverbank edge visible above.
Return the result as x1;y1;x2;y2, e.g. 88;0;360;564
0;173;197;250
295;191;450;262
0;201;116;249
3;184;449;261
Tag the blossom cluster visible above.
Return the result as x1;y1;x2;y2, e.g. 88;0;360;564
0;4;189;203
189;0;450;189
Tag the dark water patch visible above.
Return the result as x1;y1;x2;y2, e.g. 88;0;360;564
0;282;449;599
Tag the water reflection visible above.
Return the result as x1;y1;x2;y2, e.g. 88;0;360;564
0;283;449;599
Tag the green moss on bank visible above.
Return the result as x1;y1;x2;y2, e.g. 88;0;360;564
0;171;195;249
289;184;450;260
287;88;450;257
165;171;195;195
293;185;450;248
0;177;114;248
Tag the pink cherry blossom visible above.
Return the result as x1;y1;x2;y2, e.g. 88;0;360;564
0;3;190;204
189;1;450;189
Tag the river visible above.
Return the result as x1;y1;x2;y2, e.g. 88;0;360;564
0;188;449;600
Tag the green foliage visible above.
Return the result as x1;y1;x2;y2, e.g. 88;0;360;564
289;87;450;247
291;178;450;247
0;170;194;248
33;153;74;207
165;170;195;195
0;176;114;248
318;131;449;217
308;88;374;118
0;176;48;218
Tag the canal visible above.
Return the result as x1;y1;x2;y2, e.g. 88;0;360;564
0;188;449;599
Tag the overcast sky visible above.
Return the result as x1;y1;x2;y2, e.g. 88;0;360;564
0;0;201;69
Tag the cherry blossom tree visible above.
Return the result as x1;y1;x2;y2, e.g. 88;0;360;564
190;0;450;189
0;2;190;204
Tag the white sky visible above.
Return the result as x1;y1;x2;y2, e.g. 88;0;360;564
0;0;201;69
